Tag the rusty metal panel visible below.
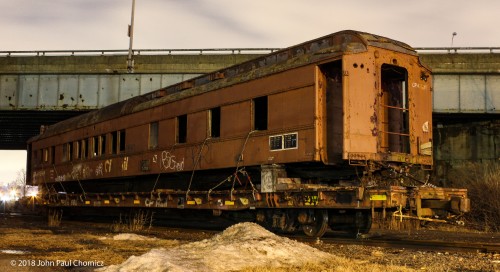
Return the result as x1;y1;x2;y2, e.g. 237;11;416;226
433;75;459;112
0;75;18;109
98;76;119;107
19;75;39;108
187;111;207;143
486;75;500;113
268;87;315;130
460;75;485;112
58;75;79;109
119;75;140;102
221;101;251;137
139;74;162;95
79;75;99;109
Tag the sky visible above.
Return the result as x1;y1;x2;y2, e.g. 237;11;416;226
1;0;499;184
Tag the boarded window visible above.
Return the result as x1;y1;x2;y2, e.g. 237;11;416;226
253;96;268;130
177;115;187;143
149;122;159;149
93;136;99;157
80;140;86;159
209;107;221;138
62;144;68;162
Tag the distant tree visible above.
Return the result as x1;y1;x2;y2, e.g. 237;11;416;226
9;169;27;198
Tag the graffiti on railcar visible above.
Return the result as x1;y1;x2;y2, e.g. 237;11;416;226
161;151;184;171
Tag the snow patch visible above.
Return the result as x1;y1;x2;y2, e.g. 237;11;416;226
1;249;29;254
98;222;333;272
111;233;158;241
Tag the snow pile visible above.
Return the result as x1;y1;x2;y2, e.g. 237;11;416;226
112;233;158;241
98;222;333;272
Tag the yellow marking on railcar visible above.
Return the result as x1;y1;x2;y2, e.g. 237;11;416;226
187;200;196;205
85;201;91;205
370;195;387;201
133;200;140;204
240;198;249;205
194;198;202;205
225;200;235;206
104;200;110;204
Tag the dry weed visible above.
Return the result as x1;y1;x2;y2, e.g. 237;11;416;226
448;161;500;232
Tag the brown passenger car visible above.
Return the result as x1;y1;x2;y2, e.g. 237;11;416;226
27;30;469;237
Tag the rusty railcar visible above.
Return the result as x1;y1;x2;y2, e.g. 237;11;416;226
27;30;469;237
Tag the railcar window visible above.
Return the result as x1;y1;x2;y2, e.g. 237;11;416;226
84;138;90;158
100;135;107;156
62;144;68;162
209;107;221;138
51;146;55;164
75;141;80;160
177;115;187;144
93;136;99;157
68;143;73;161
80;140;86;159
149;122;159;149
111;131;118;154
43;148;49;163
253;96;268;130
119;130;126;152
33;150;38;165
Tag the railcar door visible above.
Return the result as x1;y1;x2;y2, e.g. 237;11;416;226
380;64;410;154
318;60;343;164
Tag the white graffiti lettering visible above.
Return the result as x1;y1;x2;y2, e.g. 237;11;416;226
104;159;112;173
122;157;129;171
95;163;103;176
145;197;168;208
161;151;184;171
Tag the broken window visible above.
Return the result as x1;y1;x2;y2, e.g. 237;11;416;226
111;131;118;154
253;96;268;130
149;122;159;149
93;136;99;157
177;115;187;143
100;135;107;156
209;107;221;138
119;130;126;152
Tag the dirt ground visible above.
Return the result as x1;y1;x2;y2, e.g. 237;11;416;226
0;214;499;272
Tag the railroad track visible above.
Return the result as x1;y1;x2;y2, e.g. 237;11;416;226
4;211;499;254
294;232;500;254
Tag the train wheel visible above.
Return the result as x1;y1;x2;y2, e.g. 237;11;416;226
354;211;372;234
301;209;329;237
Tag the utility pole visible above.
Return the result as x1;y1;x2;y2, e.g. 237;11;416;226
127;0;136;73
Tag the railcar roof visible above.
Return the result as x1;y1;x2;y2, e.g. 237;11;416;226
29;30;416;142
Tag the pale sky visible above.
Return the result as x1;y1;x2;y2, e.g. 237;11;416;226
1;0;499;184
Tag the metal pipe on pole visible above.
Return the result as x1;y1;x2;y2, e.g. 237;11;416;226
127;0;136;73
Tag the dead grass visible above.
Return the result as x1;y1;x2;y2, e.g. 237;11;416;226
240;259;415;272
448;161;500;232
0;224;179;267
111;210;154;232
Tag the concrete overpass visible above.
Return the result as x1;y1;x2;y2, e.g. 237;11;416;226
1;48;499;163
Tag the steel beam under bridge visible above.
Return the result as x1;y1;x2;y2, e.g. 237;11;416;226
1;48;500;150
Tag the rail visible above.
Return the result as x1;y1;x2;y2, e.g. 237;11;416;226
415;47;500;53
2;47;499;57
0;48;281;57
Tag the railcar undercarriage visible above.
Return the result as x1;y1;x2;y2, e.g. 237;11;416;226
38;163;470;237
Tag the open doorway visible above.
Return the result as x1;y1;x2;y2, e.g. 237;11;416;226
380;64;409;153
